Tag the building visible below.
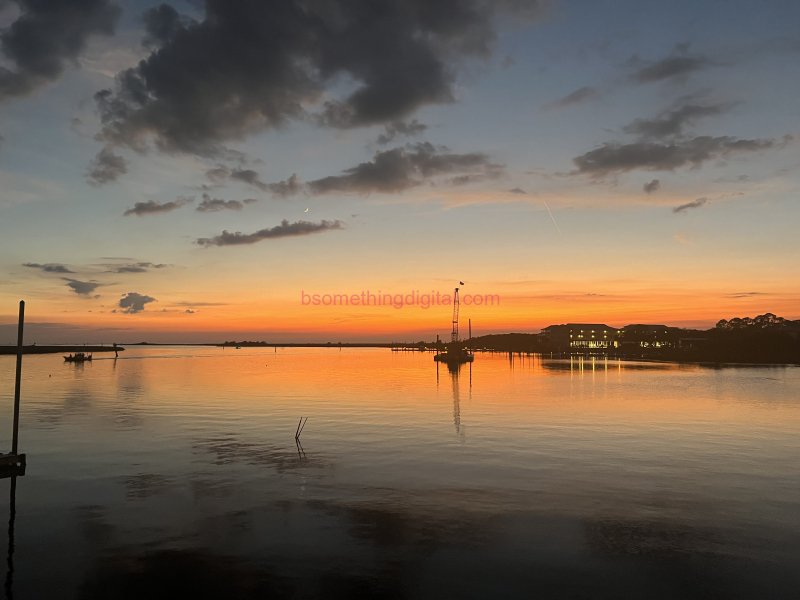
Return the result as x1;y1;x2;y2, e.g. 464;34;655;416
617;324;679;350
541;324;618;351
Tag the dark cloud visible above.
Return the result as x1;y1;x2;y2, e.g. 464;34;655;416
0;0;120;100
229;168;267;191
196;194;243;212
118;292;156;314
196;219;344;247
23;262;74;273
266;174;301;197
376;119;428;144
142;3;194;48
86;147;127;185
508;187;527;194
308;142;502;194
123;196;192;216
64;278;100;296
107;262;168;273
205;167;300;197
673;197;707;213
631;53;711;83
93;0;544;155
547;86;599;109
643;179;660;194
573;136;777;178
623;103;728;140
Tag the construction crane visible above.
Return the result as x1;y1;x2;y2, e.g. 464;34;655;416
451;287;460;343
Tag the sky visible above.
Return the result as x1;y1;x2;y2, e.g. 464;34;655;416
1;0;799;343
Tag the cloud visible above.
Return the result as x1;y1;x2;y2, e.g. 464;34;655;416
508;187;527;194
142;3;194;48
92;1;544;155
308;142;502;194
106;262;168;273
376;119;428;145
725;291;768;299
123;197;192;216
86;146;127;185
0;0;121;101
23;262;74;274
118;292;156;314
196;194;244;212
573;136;778;178
631;53;711;83
643;179;660;194
266;174;301;197
196;219;344;247
205;167;301;197
673;197;708;213
623;103;729;140
547;86;599;109
64;278;100;296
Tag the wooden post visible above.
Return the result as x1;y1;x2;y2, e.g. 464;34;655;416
11;301;23;455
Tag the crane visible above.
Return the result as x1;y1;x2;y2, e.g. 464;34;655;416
451;287;460;343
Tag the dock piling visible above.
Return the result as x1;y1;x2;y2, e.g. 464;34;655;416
11;301;23;455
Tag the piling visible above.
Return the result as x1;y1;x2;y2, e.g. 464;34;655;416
11;301;23;455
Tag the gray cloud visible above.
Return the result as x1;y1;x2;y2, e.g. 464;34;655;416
123;197;192;216
64;278;100;296
547;86;599;109
643;179;660;194
86;147;127;185
508;187;527;194
573;136;777;178
631;53;711;83
23;262;74;274
624;103;729;140
196;194;243;212
673;197;707;213
0;0;120;100
376;119;428;145
196;219;344;247
205;167;300;197
119;292;156;314
308;142;502;194
142;3;194;48
92;1;544;156
266;174;301;197
106;262;168;273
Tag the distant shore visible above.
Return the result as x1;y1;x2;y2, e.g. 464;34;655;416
0;345;125;355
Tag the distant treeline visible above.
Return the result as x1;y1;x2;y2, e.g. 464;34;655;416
465;313;800;364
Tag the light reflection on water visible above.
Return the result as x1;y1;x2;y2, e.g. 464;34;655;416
0;347;798;598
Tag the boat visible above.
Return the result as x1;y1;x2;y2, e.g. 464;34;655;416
64;352;92;363
434;346;474;364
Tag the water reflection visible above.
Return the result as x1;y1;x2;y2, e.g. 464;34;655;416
4;477;17;600
1;348;798;598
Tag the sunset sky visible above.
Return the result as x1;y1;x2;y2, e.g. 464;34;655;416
1;0;798;343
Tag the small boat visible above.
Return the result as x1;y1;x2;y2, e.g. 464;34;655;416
64;352;92;363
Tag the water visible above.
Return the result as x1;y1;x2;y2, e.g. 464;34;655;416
0;347;798;598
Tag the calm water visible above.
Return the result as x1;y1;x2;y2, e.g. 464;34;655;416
0;347;798;598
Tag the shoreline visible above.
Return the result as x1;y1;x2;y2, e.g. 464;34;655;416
0;345;124;355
